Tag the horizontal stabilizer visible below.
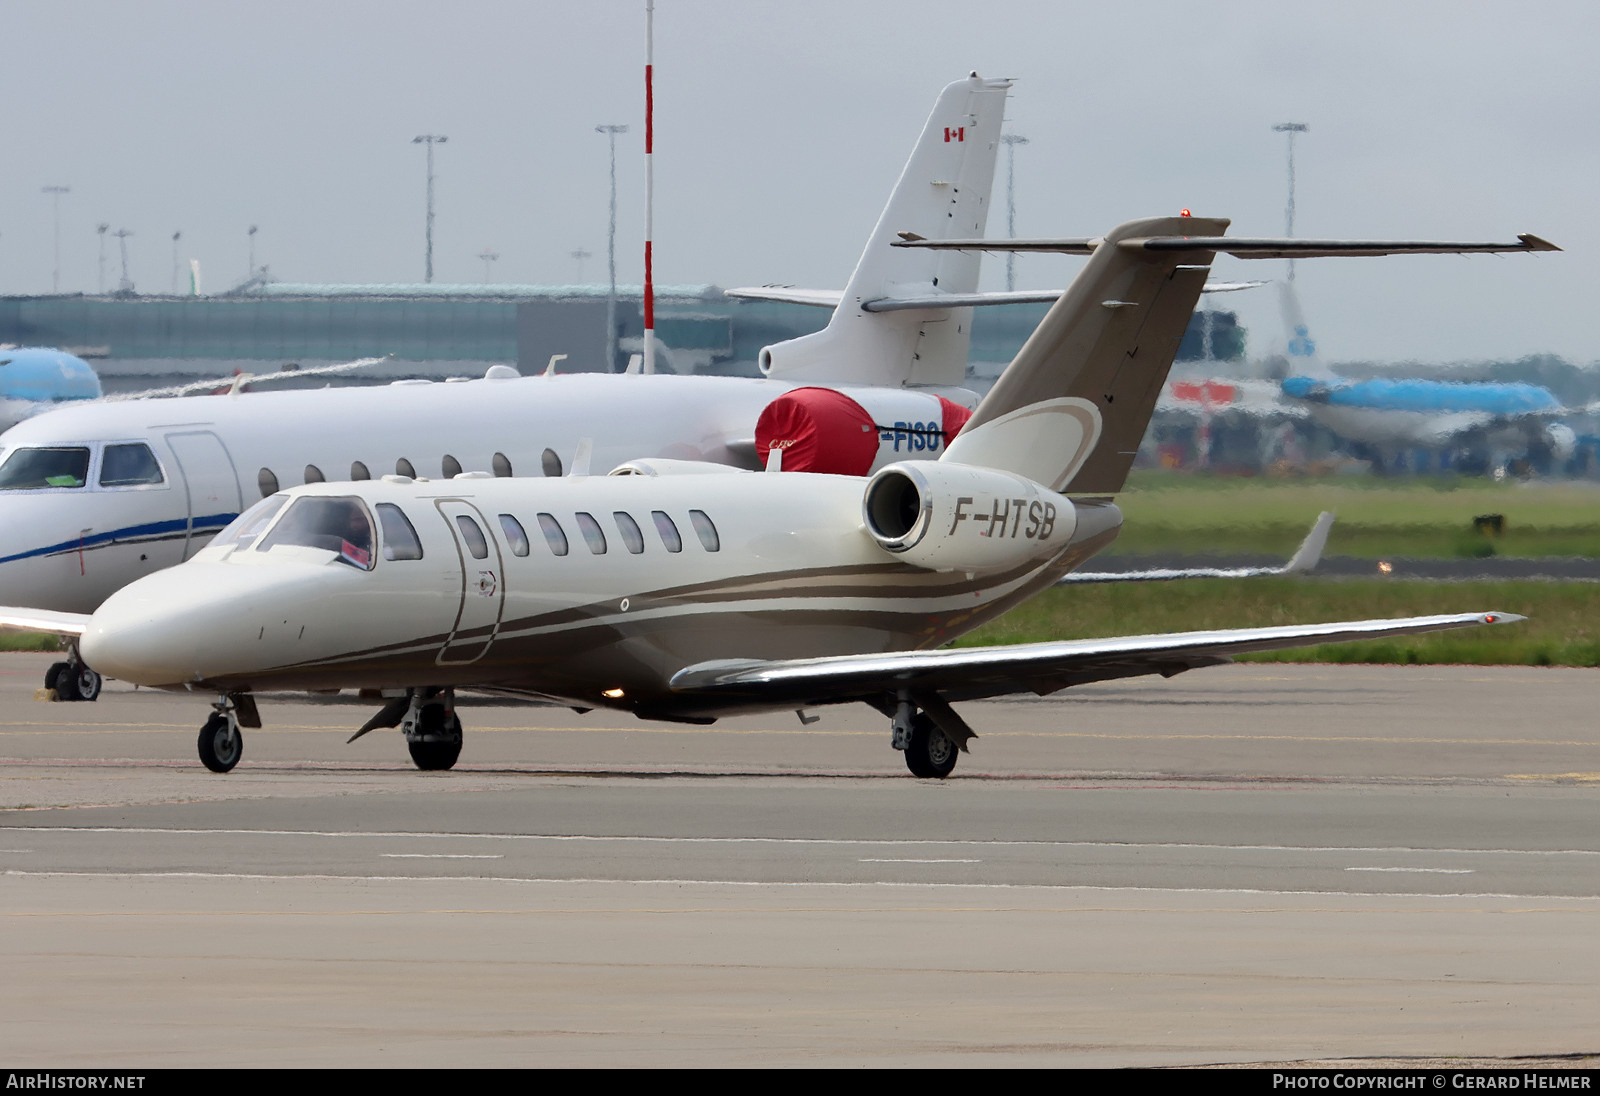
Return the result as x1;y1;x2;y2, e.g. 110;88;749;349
669;611;1521;706
1061;511;1335;583
895;233;1560;258
0;606;91;637
724;287;844;308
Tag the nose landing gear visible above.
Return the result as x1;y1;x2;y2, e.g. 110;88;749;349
44;645;102;703
196;693;259;773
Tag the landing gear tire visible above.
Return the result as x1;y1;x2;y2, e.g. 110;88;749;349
408;736;462;771
54;664;102;703
904;713;958;779
407;705;462;771
198;711;243;773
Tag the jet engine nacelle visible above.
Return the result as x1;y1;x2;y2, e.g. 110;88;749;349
862;461;1077;573
756;385;974;476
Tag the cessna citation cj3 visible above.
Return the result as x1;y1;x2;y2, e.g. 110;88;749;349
0;214;1538;775
0;74;1019;699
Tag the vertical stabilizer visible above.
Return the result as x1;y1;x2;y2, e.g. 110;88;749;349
1277;280;1330;379
943;216;1228;494
761;74;1010;389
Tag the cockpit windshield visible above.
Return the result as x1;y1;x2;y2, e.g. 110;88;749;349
255;496;375;570
0;447;90;490
211;494;289;553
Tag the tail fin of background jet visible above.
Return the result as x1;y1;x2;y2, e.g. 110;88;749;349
758;73;1010;389
941;215;1226;493
1276;280;1331;379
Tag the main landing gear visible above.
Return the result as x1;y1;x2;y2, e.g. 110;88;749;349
45;645;102;703
349;688;463;771
886;693;976;779
197;694;260;773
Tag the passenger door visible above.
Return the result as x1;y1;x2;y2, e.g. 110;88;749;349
434;499;505;665
164;431;243;558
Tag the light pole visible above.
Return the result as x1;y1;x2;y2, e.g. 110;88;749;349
42;185;69;293
170;231;182;294
247;224;258;281
1000;134;1028;292
96;223;109;294
570;247;592;283
112;228;134;294
1272;122;1308;281
478;247;499;283
595;124;628;371
413;134;448;283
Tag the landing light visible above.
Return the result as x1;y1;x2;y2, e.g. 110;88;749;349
1377;561;1394;575
602;688;625;699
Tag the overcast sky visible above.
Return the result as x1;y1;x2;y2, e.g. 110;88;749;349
2;0;1595;365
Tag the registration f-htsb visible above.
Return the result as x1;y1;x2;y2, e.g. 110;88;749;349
1;214;1536;775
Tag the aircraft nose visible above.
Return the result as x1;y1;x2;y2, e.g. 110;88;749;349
78;564;252;688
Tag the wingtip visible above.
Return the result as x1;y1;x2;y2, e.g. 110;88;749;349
1479;611;1526;625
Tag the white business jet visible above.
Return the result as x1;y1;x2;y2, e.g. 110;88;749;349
0;214;1535;776
0;74;1021;699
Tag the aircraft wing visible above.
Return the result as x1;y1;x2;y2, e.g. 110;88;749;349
894;234;1560;258
1060;512;1334;583
0;606;91;637
98;356;388;402
669;611;1519;707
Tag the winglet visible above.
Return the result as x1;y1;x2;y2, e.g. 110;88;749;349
1283;512;1336;574
1518;233;1562;252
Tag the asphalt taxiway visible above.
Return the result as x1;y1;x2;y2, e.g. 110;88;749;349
1;653;1595;1067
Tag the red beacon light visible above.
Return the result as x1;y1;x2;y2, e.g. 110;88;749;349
1179;208;1191;217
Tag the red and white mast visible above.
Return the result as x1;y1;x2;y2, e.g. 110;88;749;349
642;0;656;375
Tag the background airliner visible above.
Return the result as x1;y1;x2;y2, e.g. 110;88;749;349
1272;283;1577;471
0;346;102;431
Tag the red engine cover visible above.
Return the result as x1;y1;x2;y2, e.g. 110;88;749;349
756;387;880;475
757;387;975;476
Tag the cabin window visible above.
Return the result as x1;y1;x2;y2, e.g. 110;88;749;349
99;443;165;487
499;514;530;557
689;509;721;552
257;496;375;570
613;512;645;554
395;457;416;478
0;447;90;490
454;514;489;559
541;448;562;477
651;511;683;553
377;503;423;561
536;513;569;556
257;468;279;498
442;454;463;478
575;511;607;554
350;461;370;480
304;464;325;484
492;452;513;478
212;494;288;552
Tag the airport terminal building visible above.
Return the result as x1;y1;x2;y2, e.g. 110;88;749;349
0;282;1052;392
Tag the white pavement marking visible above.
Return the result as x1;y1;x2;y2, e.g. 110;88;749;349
380;853;504;859
6;826;1597;858
1346;866;1476;874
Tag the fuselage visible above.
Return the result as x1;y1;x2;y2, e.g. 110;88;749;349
0;371;975;614
1280;375;1562;448
78;472;1122;719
